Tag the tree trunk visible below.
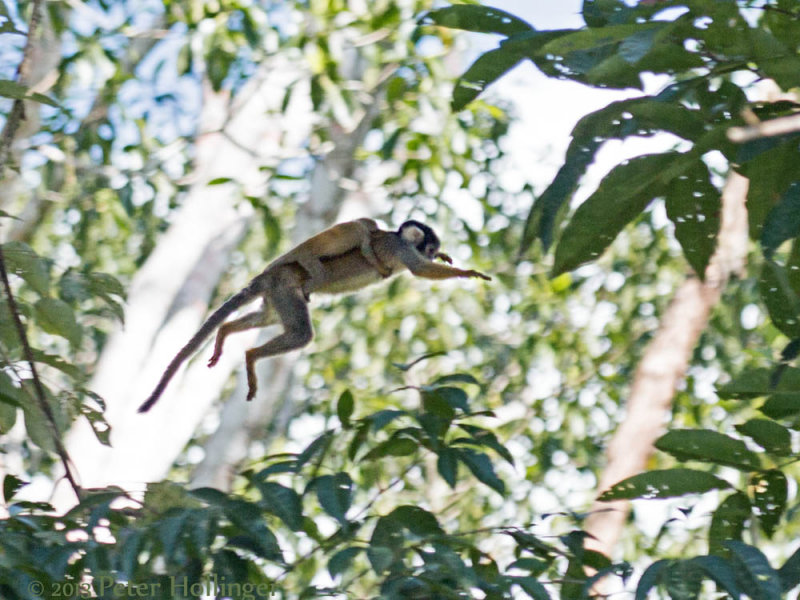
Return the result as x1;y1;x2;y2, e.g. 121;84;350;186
585;171;749;557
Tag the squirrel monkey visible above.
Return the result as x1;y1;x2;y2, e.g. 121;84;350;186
138;220;490;412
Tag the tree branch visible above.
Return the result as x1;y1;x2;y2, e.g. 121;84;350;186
584;171;749;559
0;0;83;502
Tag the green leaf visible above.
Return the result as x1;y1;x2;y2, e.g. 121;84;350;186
452;47;525;111
724;541;782;600
618;26;659;63
664;161;720;277
510;575;552;600
362;433;418;460
778;546;800;593
456;424;514;464
0;371;25;410
750;470;787;539
33;298;82;346
761;396;800;419
254;481;303;531
735;419;792;456
0;80;58;106
552;152;688;276
635;560;670;600
431;373;480;387
368;409;406;431
336;389;354;427
22;401;55;452
718;367;800;399
748;29;800;90
654;429;762;471
663;558;704;600
689;555;743;599
522;97;705;253
422;389;456;420
2;474;26;503
457;448;505;494
709;492;751;557
422;5;533;36
598;468;730;501
759;260;800;338
788;239;800;299
437;447;458;488
761;183;800;259
296;431;333;468
224;500;282;561
314;473;352;525
741;140;800;239
328;547;362;578
366;545;394;574
207;177;232;185
387;505;444;537
540;22;663;58
3;241;49;295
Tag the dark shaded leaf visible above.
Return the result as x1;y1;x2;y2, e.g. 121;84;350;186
725;541;782;600
709;492;750;557
635;559;673;600
314;473;353;525
3;241;49;295
735;419;792;456
452;47;525;111
34;298;82;346
329;547;362;578
422;5;533;36
437;447;458;488
690;555;742;599
2;474;26;503
664;161;720;277
599;468;730;501
778;546;800;593
761;183;800;258
759;260;800;338
655;429;761;471
552;152;688;275
255;481;303;531
336;389;354;427
457;448;505;494
750;470;787;538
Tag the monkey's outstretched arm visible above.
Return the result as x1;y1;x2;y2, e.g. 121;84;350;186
137;279;265;413
394;244;491;282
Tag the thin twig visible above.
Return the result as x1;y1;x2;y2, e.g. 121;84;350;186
0;0;83;501
0;248;82;500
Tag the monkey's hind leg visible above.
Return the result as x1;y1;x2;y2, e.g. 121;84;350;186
244;285;313;401
207;305;277;368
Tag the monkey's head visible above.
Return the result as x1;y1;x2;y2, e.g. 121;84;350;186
398;220;441;259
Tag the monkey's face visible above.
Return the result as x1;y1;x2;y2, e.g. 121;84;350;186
399;220;441;260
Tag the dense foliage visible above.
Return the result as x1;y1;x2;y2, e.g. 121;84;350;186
1;0;800;599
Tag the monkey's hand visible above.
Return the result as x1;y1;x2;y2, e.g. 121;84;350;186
207;353;220;368
435;252;453;264
466;269;491;281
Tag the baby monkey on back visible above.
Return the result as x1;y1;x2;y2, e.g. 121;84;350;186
138;219;490;413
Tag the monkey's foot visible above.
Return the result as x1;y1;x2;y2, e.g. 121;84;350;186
207;355;220;368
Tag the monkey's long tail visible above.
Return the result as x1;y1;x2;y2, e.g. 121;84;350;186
137;277;266;413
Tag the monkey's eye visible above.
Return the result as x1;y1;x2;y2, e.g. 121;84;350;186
424;244;437;259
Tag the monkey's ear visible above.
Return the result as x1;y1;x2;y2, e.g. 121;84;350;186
400;222;426;245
